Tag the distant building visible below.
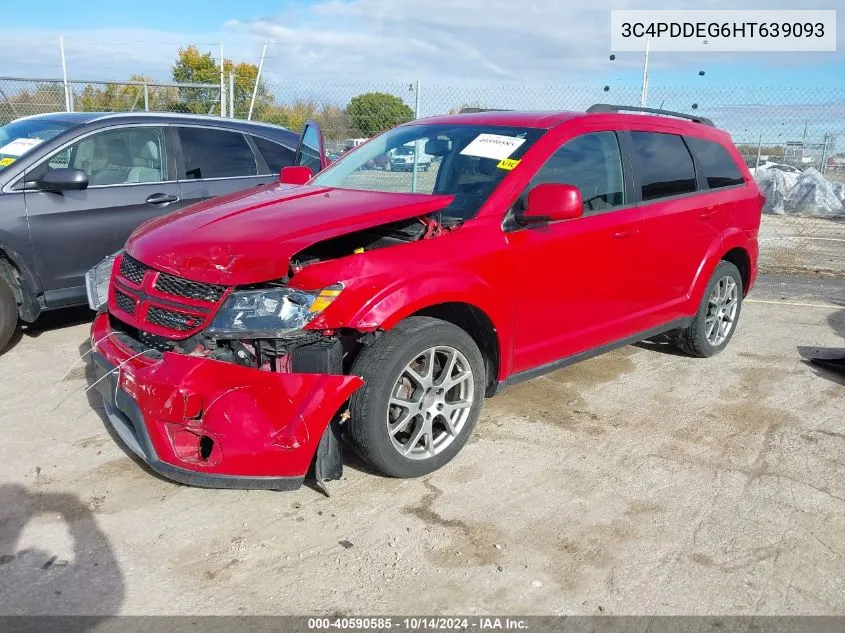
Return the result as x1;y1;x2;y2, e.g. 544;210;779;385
784;137;837;166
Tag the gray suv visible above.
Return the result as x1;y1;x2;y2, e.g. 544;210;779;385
0;111;301;352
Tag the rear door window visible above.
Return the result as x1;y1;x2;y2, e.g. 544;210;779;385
251;135;296;174
685;137;745;189
177;127;257;180
630;132;697;201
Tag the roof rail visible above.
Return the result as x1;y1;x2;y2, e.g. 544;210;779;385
458;108;512;114
586;104;714;127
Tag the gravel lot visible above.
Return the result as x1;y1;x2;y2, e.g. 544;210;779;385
1;274;843;616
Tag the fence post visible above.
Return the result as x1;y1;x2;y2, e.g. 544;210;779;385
412;80;421;193
755;126;763;171
143;84;149;111
819;133;830;176
219;43;226;117
229;72;235;118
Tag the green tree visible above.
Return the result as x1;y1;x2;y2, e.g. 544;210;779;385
223;60;273;119
77;75;177;113
171;46;272;117
171;46;225;114
346;92;413;137
260;101;350;140
0;82;66;123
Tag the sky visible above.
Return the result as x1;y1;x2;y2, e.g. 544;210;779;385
1;0;843;143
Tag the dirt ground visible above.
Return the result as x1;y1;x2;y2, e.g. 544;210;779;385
0;274;843;616
758;215;845;276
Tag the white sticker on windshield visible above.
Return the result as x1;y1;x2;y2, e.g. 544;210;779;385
0;138;44;156
0;137;43;157
459;134;526;161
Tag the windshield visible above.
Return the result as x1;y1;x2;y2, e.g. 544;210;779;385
312;124;545;221
0;118;74;171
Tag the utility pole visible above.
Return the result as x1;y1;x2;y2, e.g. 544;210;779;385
60;35;71;112
639;37;650;108
247;41;268;121
219;43;226;117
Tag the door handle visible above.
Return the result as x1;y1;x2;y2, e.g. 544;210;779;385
146;193;180;206
613;227;639;239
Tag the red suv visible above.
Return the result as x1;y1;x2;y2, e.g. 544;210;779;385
86;105;762;492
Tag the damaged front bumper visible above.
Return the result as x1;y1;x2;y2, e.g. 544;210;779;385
89;313;364;490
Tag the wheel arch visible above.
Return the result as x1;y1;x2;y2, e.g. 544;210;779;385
411;302;501;396
0;241;41;322
720;246;751;295
689;232;754;309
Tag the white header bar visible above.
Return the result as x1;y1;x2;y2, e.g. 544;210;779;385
611;10;837;52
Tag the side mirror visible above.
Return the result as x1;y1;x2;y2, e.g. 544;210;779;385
40;168;88;191
521;183;583;224
280;165;313;185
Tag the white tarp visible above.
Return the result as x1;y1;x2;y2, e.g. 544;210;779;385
754;165;845;218
756;167;791;215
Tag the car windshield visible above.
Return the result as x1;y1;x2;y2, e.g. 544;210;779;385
0;118;74;171
312;124;545;221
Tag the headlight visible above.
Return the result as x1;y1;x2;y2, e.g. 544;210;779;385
85;251;121;312
205;284;342;338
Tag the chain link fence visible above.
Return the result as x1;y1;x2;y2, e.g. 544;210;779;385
2;76;844;275
0;77;222;122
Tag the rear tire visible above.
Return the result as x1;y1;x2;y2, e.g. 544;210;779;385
0;276;18;354
347;317;485;478
671;260;743;358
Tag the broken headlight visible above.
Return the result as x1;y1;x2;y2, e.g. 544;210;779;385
86;251;121;312
205;284;342;338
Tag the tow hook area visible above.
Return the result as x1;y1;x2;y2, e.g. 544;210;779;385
290;338;353;496
314;417;344;496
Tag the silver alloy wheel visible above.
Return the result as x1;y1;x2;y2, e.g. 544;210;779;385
386;345;475;460
705;275;739;346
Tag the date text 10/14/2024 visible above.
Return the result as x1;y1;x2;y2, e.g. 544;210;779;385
307;617;529;630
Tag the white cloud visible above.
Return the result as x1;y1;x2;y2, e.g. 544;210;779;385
0;0;842;116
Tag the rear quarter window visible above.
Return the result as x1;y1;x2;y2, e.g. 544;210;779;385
685;137;745;189
251;135;296;174
629;131;697;201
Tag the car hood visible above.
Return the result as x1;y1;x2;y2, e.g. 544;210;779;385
125;183;454;286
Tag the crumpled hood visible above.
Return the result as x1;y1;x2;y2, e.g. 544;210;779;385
126;183;454;286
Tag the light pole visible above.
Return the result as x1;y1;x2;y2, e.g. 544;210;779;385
640;37;650;108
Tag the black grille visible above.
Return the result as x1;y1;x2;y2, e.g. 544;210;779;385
114;290;137;315
138;330;175;353
154;273;226;303
146;306;203;332
119;255;147;285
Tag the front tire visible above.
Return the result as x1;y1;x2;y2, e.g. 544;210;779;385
347;317;485;478
0;276;18;354
671;260;743;357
